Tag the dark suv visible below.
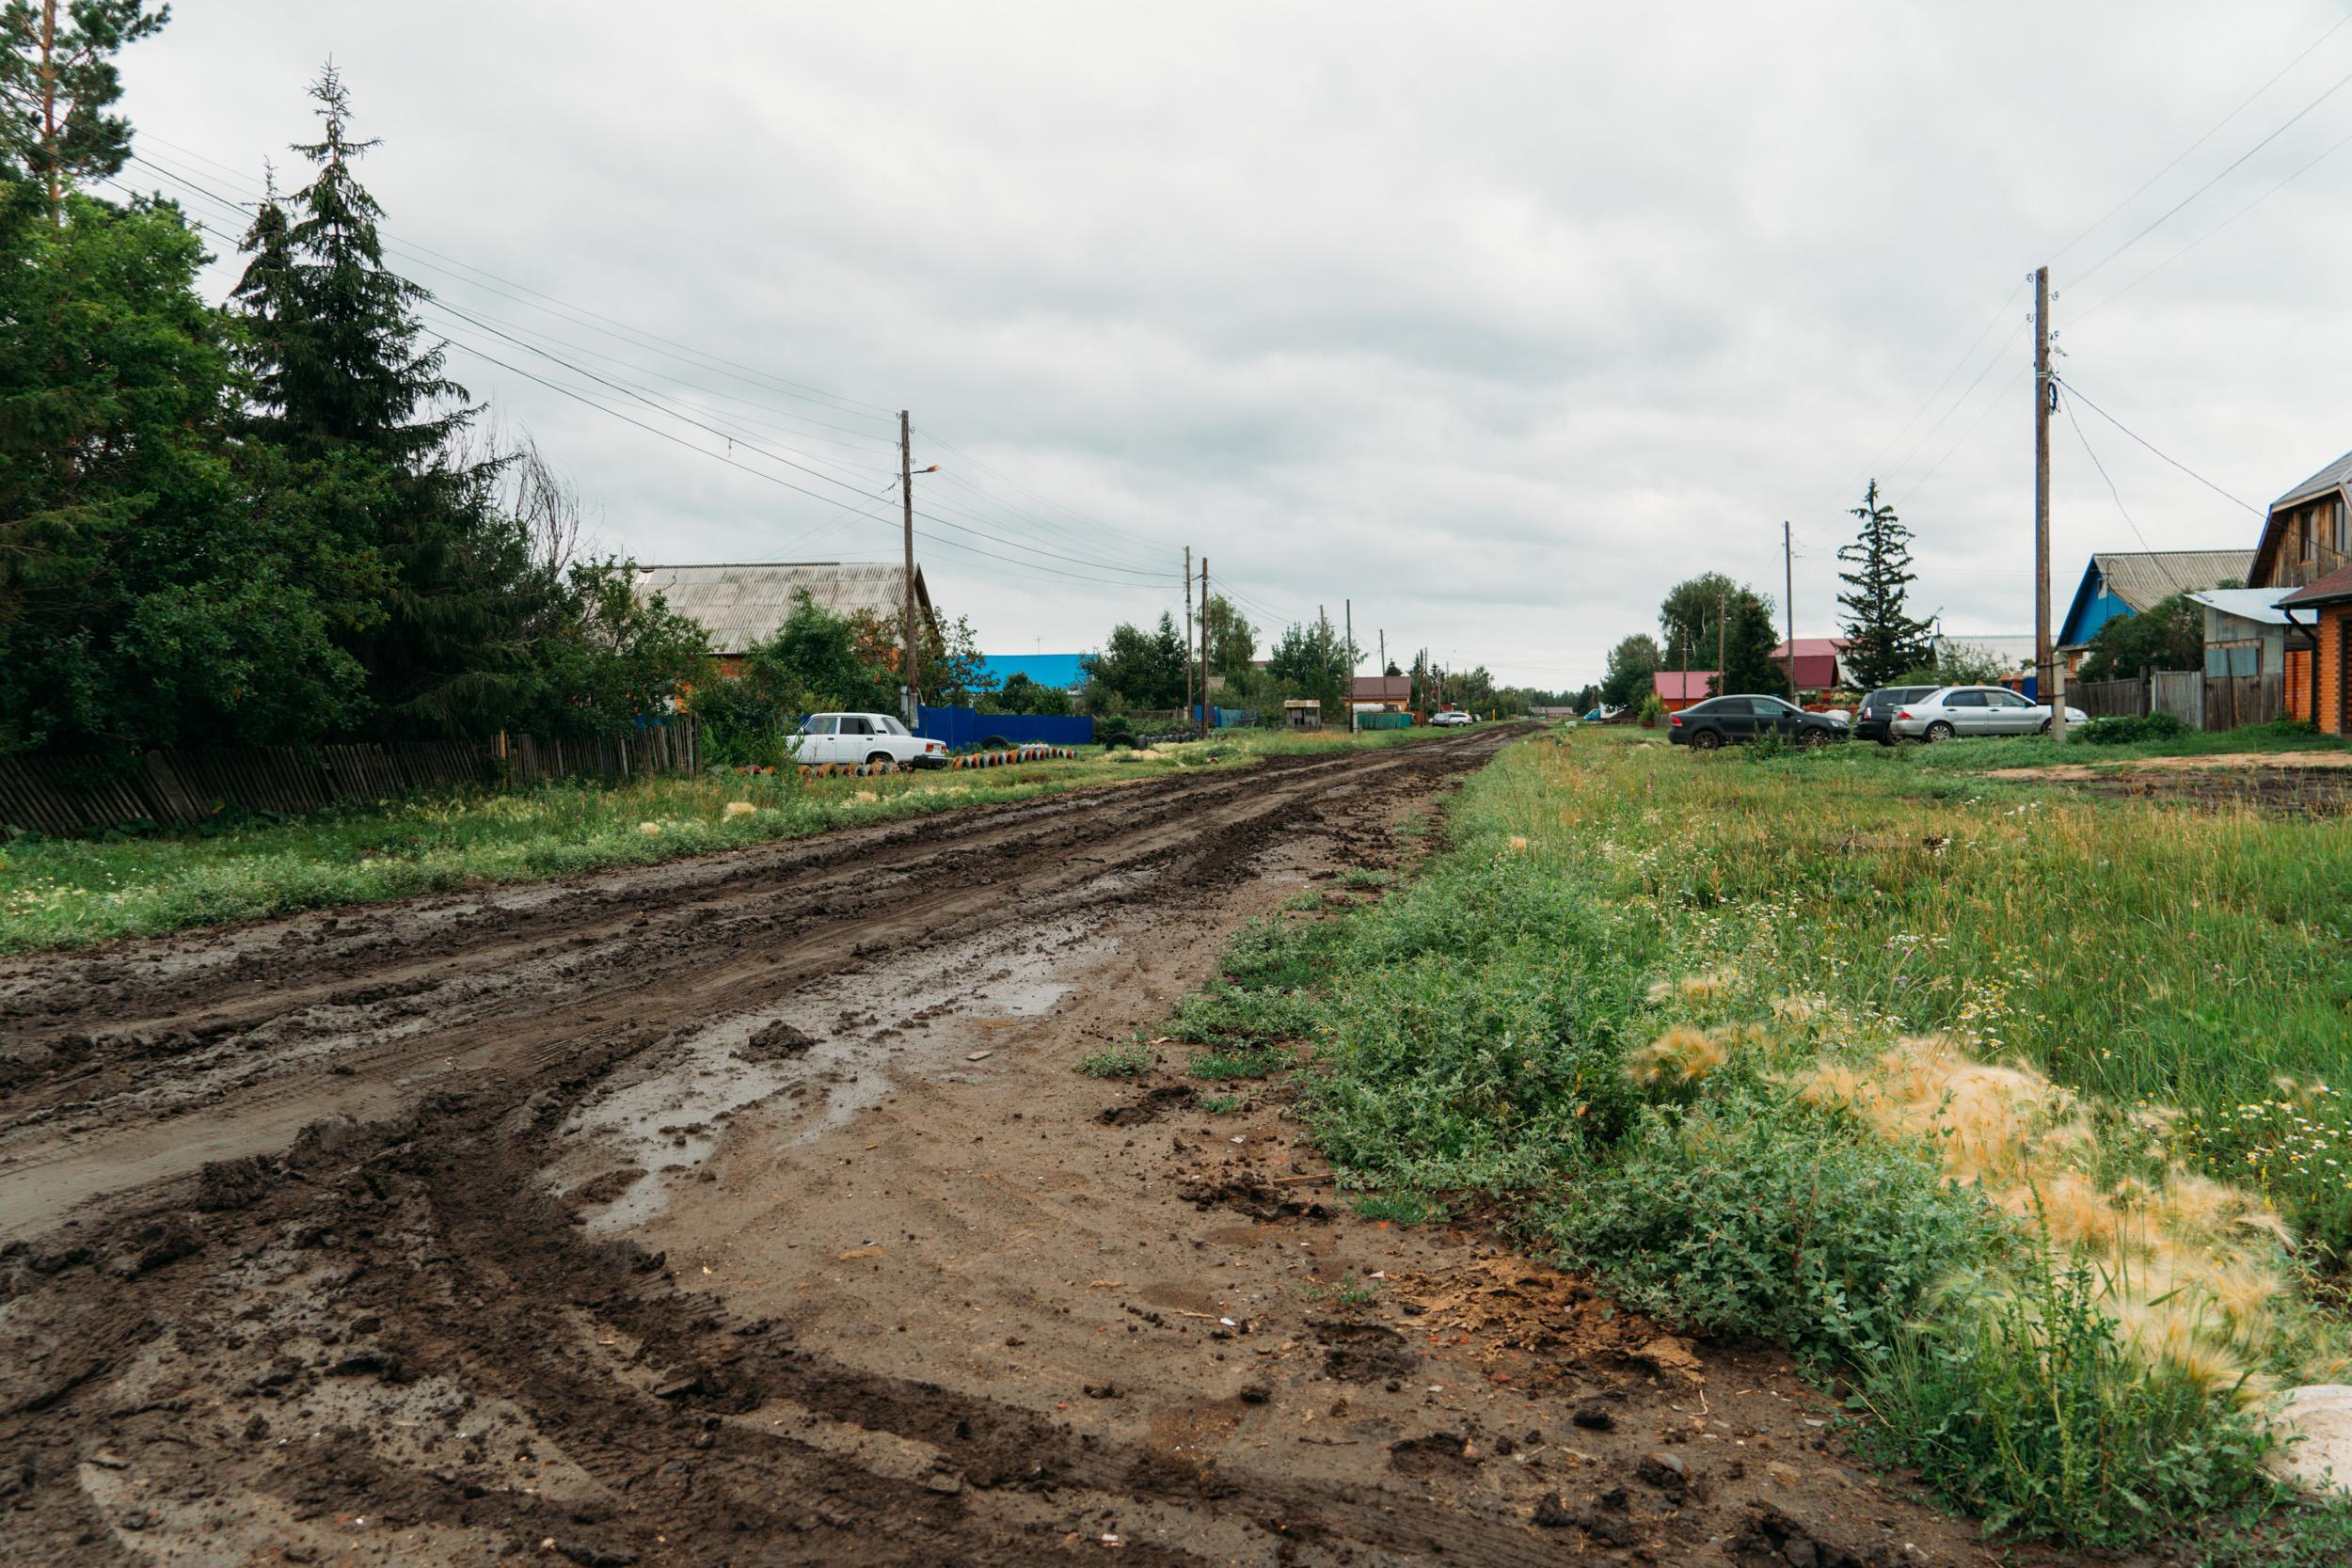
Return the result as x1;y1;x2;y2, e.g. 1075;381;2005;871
1667;694;1850;751
1853;686;1938;746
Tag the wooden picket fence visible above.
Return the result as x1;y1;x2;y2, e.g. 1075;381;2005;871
0;720;700;837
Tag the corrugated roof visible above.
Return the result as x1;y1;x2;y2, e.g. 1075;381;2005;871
2273;450;2352;510
635;562;934;656
2188;588;2297;625
1768;638;1851;659
2279;561;2352;609
2090;550;2252;612
1351;674;1411;702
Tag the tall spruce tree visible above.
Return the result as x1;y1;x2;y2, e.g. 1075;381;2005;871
1836;481;1932;689
233;67;544;735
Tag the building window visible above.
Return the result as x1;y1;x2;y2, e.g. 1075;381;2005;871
2336;499;2349;555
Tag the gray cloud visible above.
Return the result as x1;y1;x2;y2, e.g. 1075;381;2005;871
120;1;2352;687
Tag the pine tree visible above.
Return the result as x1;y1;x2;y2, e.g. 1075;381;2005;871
1836;481;1933;689
0;0;168;217
233;67;542;736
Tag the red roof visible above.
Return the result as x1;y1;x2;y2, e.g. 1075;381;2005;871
1768;637;1851;659
2279;561;2352;609
1653;671;1717;701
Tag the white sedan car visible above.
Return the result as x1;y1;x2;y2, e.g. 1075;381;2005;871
1887;686;2090;742
793;712;949;768
1430;710;1473;727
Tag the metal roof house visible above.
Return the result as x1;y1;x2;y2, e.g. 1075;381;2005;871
1350;674;1411;710
1652;671;1717;712
634;562;939;671
2057;550;2251;669
1767;638;1851;692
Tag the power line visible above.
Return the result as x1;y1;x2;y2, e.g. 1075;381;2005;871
2060;392;2164;561
2070;57;2352;287
1891;361;2033;509
2047;10;2352;267
2057;380;2264;515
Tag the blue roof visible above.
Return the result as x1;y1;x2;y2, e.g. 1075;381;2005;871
977;653;1089;690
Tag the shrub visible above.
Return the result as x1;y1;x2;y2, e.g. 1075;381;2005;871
1075;1043;1153;1078
2074;712;2191;746
1537;1092;1993;1361
1857;1252;2275;1546
1638;693;1667;727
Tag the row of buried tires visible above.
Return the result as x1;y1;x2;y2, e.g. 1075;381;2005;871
795;745;1079;779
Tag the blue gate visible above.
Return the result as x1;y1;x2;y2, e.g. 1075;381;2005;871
917;705;1095;749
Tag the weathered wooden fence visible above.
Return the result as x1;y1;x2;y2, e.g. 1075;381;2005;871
0;720;700;837
2060;673;2284;732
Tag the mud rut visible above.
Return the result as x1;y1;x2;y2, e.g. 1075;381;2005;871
0;730;2034;1568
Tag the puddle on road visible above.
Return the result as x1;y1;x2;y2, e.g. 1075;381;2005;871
549;919;1110;1232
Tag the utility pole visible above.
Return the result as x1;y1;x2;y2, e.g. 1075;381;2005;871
1379;629;1386;676
1717;591;1727;696
1199;558;1211;738
1783;520;1797;698
1183;546;1194;734
2034;266;2066;742
1345;599;1357;734
899;410;918;723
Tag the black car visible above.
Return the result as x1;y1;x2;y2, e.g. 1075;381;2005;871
1667;694;1849;751
1853;685;1938;746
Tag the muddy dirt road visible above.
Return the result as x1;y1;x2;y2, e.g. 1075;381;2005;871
1;731;2026;1566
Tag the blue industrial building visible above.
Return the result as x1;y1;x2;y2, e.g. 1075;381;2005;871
977;653;1090;691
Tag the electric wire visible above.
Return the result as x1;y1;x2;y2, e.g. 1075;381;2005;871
2056;382;2264;515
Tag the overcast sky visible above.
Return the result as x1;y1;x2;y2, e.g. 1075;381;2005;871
116;2;2352;689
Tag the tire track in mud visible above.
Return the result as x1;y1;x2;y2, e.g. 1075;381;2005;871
0;731;1532;1566
0;736;1516;1240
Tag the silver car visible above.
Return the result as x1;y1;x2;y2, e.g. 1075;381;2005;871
1887;686;2090;742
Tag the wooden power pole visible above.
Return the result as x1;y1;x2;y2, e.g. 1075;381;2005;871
1717;591;1727;696
2034;266;2066;741
1782;520;1796;697
1183;546;1194;733
899;410;918;722
1199;558;1211;738
1344;599;1356;734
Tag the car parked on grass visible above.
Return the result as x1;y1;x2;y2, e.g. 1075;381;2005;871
1885;686;2090;742
1430;710;1473;727
793;712;950;768
1667;694;1849;751
1853;685;1940;746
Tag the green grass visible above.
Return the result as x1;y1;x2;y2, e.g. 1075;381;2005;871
0;725;1449;953
1348;1191;1449;1226
1075;1043;1155;1079
1152;721;2350;1549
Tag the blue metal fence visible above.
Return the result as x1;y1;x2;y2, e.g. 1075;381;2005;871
917;705;1095;749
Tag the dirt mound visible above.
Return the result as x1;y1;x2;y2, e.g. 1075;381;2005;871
1178;1174;1331;1223
739;1021;817;1059
1095;1084;1192;1126
1387;1429;1481;1477
1312;1317;1419;1385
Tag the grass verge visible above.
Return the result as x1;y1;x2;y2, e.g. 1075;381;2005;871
0;725;1443;953
1163;723;2351;1549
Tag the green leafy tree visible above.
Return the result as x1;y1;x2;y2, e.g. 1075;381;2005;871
1659;572;1741;672
2077;593;2204;683
1201;594;1256;681
515;562;712;736
0;0;168;218
1264;611;1358;711
1710;588;1786;696
1599;634;1661;708
1837;481;1933;689
1082;613;1189;711
0;189;378;752
978;672;1073;716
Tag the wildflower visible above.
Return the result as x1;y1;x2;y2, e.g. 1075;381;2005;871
1624;1026;1729;1089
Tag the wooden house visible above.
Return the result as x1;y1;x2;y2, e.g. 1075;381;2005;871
2246;451;2352;732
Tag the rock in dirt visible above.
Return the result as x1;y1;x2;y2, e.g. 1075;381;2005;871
1636;1450;1687;1494
740;1021;818;1060
1570;1402;1614;1431
1727;1502;1874;1568
2266;1385;2352;1496
1388;1431;1481;1478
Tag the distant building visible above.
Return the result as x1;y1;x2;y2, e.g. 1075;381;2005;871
1350;674;1411;711
2057;550;2250;673
2246;450;2352;731
635;562;938;677
1767;638;1852;692
2188;589;2302;680
977;653;1090;691
1652;671;1716;713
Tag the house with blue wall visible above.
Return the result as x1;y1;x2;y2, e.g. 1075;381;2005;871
2056;549;2249;673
